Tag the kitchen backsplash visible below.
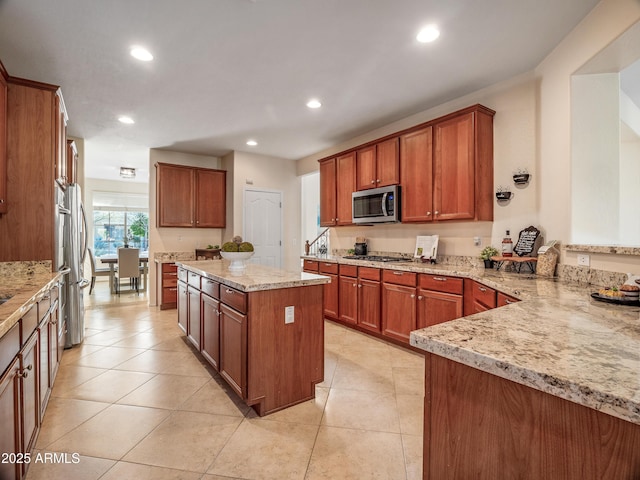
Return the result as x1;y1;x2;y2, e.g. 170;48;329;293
154;251;197;262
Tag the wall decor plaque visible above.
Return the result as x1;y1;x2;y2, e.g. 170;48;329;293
514;226;542;257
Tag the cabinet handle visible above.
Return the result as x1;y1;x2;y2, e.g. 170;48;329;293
376;179;380;183
0;199;4;204
435;211;439;215
20;364;33;378
169;288;177;292
358;284;362;288
353;283;357;287
225;288;234;294
426;211;431;216
410;294;415;298
433;277;446;282
505;299;514;304
479;287;487;292
418;295;423;300
168;273;177;277
370;180;375;184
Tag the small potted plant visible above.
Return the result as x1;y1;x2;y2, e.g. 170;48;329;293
480;246;499;268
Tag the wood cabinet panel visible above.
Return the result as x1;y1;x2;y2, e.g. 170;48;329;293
0;357;20;480
400;126;433;222
472;281;496;309
417;289;463;329
160;263;178;310
338;274;358;325
358;278;381;332
497;292;519;307
358;266;381;281
376;137;400;187
319;262;339;275
201;293;220;371
303;260;319;272
187;285;201;350
419;274;463;295
339;264;358;277
38;316;50;418
382;282;416;342
0;322;20;377
319;158;336;226
177;281;188;334
20;331;39;458
323;274;339;319
156;163;193;227
0;67;7;215
201;277;219;299
356;145;376;190
382;269;416;287
49;300;61;385
336;152;356;225
66;139;77;185
220;285;247;314
195;169;226;228
219;303;247;399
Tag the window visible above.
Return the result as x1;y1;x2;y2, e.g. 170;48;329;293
92;192;148;256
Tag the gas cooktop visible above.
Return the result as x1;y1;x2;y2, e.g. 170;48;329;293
343;255;409;263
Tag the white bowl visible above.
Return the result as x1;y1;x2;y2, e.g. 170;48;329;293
220;251;254;271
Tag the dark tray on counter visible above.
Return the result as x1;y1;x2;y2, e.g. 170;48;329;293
590;293;640;306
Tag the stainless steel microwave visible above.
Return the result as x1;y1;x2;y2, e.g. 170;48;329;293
352;185;400;224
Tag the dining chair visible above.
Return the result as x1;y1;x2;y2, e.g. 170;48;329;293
115;247;141;294
87;247;110;295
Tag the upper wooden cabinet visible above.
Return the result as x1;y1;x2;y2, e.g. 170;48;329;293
0;63;7;215
156;162;226;228
400;126;433;222
319;154;355;227
66;139;77;185
54;91;68;189
356;137;399;191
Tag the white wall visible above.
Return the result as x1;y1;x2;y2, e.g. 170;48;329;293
148;149;223;306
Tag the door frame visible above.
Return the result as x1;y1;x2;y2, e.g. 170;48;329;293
243;187;284;269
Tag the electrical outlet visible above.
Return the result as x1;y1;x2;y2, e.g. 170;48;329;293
577;254;590;267
285;306;294;324
474;236;482;247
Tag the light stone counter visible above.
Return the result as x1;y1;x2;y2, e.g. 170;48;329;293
303;255;640;425
177;260;330;292
0;261;62;338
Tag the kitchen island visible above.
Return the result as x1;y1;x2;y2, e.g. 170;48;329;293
410;275;640;479
176;260;329;416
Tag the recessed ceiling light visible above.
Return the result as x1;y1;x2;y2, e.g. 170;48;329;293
118;116;135;124
306;99;322;109
130;46;154;61
246;140;258;146
120;167;136;179
417;25;440;43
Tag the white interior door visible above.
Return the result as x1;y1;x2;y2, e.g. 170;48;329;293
243;188;283;268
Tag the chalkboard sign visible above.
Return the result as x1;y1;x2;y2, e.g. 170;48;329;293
514;226;541;257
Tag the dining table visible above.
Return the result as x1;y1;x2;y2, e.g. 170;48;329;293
99;252;149;294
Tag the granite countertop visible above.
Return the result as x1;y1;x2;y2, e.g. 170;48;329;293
177;260;330;292
304;255;640;425
0;268;62;338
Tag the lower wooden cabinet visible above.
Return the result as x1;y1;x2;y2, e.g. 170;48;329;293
338;273;358;325
20;331;39;466
187;285;201;350
417;274;463;329
319;262;339;319
382;282;417;342
357;268;381;333
0;357;20;480
177;281;188;334
201;293;220;370
219;303;247;399
159;263;178;310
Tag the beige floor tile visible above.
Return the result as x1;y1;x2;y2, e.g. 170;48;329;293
114;349;213;377
337;343;392;368
322;388;400;433
331;361;395;394
117;374;209;409
123;411;242;473
111;331;177;349
57;369;156;403
305;426;406;480
402;434;424;480
201;475;245;480
208;417;318;480
60;344;106;366
82;329;138;346
393;366;425;396
150;335;198;352
100;461;202;480
35;397;109;448
47;404;170;460
249;386;329;425
72;346;146;369
389;345;425;369
324;320;349;345
396;394;424;436
50;365;107;395
317;346;339;388
24;453;115;480
178;377;251;417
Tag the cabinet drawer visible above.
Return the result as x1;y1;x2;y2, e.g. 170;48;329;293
473;282;497;309
0;322;20;377
497;292;519;307
38;291;51;321
162;262;178;274
221;285;248;314
419;274;463;295
358;266;381;281
163;275;178;288
319;262;339;275
303;260;319;272
177;267;188;282
187;272;201;289
382;269;417;287
21;305;38;345
339;264;358;277
162;286;178;304
201;277;220;299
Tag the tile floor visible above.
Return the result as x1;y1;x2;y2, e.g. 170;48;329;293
26;280;425;480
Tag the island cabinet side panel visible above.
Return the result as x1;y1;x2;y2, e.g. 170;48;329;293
246;284;324;416
423;354;640;480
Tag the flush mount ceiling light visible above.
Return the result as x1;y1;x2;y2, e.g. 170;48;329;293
118;115;135;124
417;24;440;43
130;46;154;61
120;167;136;179
246;140;258;146
306;99;322;109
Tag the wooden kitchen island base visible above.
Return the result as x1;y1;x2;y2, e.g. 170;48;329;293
177;261;328;416
424;354;640;479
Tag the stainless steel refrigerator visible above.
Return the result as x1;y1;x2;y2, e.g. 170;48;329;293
63;184;89;347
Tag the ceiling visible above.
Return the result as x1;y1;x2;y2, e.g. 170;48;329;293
0;0;600;183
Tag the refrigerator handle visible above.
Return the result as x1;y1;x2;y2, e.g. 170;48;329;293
80;202;88;265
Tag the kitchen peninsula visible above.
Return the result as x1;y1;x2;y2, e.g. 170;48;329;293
175;260;329;416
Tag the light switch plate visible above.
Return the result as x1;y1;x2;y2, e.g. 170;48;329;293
577;254;590;267
285;306;294;324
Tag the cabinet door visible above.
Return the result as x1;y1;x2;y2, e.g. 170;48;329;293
323;273;339;319
219;304;247;399
319;158;337;226
201;294;220;371
187;286;201;350
38;316;51;417
54;92;67;189
0;357;20;480
356;145;376;190
417;289;463;329
336;152;356;225
338;275;358;325
66;139;78;185
49;301;61;385
195;169;226;228
0;70;7;215
400;126;433;222
358;278;381;332
497;292;519;307
156;163;194;227
433;112;475;221
376;137;399;187
382;283;416;343
20;332;39;457
177;281;188;334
